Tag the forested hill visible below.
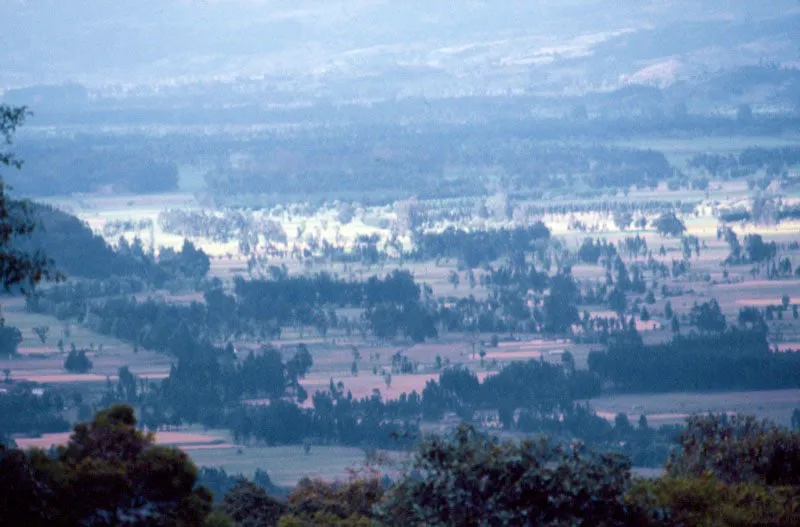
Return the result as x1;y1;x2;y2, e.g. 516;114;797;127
13;202;147;280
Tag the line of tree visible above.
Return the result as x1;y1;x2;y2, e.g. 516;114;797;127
8;138;179;195
588;327;800;392
28;269;445;346
689;146;800;180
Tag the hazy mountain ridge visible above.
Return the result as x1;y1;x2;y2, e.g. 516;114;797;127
2;0;797;107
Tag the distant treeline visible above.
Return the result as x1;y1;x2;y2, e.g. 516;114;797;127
11;140;178;195
588;328;800;392
13;117;799;200
689;146;800;176
27;269;436;348
203;141;678;199
11;125;682;199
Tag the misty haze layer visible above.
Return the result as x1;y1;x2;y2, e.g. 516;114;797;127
2;0;798;102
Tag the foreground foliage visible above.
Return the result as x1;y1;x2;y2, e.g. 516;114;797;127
666;414;800;486
0;405;212;526
3;408;800;526
630;476;800;527
375;424;647;526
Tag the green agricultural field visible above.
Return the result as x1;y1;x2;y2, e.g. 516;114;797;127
188;444;368;487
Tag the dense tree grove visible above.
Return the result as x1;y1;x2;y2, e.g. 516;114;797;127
0;384;70;443
14;208;210;286
192;131;680;202
218;480;288;526
411;222;551;267
652;212;686;237
234;269;424;332
588;328;800;392
95;343;314;429
8;139;179;195
688;146;800;185
29;265;591;348
63;347;93;373
689;299;727;333
420;360;600;422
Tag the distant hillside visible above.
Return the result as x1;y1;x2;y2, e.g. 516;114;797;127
14;202;151;280
1;0;797;106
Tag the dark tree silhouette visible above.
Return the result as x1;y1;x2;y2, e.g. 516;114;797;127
63;348;93;373
1;105;62;293
653;212;686;237
690;299;727;333
0;405;212;525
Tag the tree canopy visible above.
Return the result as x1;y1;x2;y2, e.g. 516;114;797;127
376;423;647;526
0;104;61;293
0;404;212;526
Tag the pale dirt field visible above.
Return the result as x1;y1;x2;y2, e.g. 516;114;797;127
0;343;173;385
7;372;170;384
261;334;575;408
15;428;231;450
736;296;799;307
296;370;499;406
1;288;174;383
180;444;237;451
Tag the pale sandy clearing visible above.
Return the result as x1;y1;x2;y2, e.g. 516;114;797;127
178;444;236;451
12;372;169;383
735;297;797;307
596;411;691;422
300;371;498;403
16;346;56;355
15;430;229;450
15;433;72;449
484;350;543;360
15;373;111;383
